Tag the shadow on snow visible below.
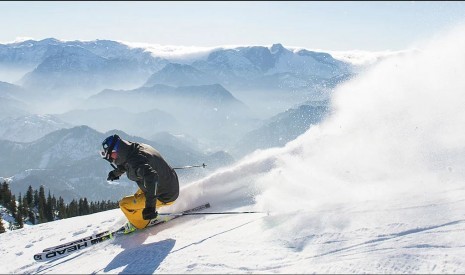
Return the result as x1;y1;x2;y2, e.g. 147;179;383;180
104;238;176;274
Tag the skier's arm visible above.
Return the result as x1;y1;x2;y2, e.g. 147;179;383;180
107;165;126;181
114;165;126;176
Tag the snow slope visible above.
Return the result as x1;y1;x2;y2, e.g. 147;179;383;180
2;181;465;274
2;23;465;274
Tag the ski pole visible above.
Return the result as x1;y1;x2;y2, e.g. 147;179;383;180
110;163;206;170
159;210;267;217
173;163;207;170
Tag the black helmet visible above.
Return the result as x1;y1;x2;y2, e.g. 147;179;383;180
100;134;121;163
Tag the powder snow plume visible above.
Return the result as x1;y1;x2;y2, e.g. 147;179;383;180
173;23;465;248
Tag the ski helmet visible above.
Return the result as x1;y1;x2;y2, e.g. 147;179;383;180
100;134;121;163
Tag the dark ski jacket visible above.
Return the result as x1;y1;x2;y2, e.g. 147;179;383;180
111;138;179;209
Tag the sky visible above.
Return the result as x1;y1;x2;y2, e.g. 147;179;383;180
3;18;465;274
2;1;465;51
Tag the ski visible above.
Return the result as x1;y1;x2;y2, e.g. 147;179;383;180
41;231;112;252
33;202;210;262
33;232;115;262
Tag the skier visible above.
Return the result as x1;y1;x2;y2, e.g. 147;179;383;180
100;134;179;232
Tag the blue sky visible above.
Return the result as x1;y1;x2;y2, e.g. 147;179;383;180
2;1;465;51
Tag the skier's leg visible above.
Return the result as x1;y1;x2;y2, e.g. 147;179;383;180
119;191;148;229
119;189;175;229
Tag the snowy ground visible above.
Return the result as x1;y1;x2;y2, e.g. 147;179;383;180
1;184;465;274
3;21;465;275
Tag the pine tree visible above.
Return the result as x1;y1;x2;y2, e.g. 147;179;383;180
1;181;12;209
90;201;98;214
45;191;54;221
16;194;24;228
57;197;66;219
51;195;57;217
78;198;90;216
15;202;24;229
26;185;34;207
38;186;47;223
20;194;29;218
68;199;78;218
23;186;36;224
33;190;39;209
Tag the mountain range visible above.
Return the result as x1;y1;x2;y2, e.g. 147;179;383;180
0;38;359;202
0;39;352;101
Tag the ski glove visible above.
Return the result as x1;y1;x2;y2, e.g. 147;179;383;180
142;207;158;220
107;170;120;181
